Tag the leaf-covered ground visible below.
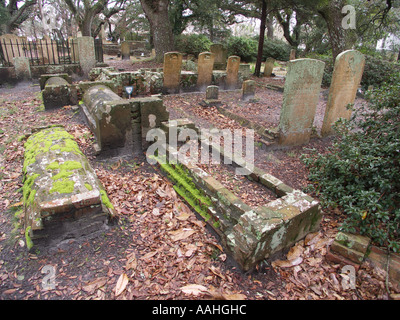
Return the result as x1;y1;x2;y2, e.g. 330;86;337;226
0;59;397;300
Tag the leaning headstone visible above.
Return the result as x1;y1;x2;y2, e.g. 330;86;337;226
226;56;241;90
121;41;130;60
289;49;296;60
264;57;275;77
242;80;256;100
278;58;325;146
197;52;215;90
163;52;182;94
77;36;96;77
321;50;365;136
14;57;31;80
210;44;227;70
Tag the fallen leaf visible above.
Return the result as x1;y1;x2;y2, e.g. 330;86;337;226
169;228;196;242
152;208;162;216
287;243;304;261
180;284;209;296
125;252;137;271
272;257;303;268
82;277;108;294
141;250;159;261
209;266;226;280
115;273;129;297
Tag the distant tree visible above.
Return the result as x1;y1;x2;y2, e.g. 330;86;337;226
0;0;37;34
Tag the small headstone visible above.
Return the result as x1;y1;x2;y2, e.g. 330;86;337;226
201;85;221;107
278;58;325;146
163;52;183;94
226;56;241;90
242;80;256;100
321;50;365;136
197;52;215;90
289;49;296;61
264;57;275;77
121;41;130;60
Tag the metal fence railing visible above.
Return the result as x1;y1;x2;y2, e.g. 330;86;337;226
0;38;103;67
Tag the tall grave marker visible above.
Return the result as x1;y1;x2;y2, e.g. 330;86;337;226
278;59;325;146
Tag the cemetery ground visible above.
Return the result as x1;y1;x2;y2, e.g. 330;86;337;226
0;60;397;301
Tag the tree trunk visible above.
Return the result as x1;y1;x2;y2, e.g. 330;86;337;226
254;0;267;77
140;0;175;62
318;0;354;61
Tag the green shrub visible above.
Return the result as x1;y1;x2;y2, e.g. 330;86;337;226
175;34;212;56
302;72;400;252
226;36;258;63
361;55;400;91
262;39;292;61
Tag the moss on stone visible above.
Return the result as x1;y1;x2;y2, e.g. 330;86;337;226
85;183;93;191
100;189;114;209
22;173;40;205
25;226;33;250
49;178;75;194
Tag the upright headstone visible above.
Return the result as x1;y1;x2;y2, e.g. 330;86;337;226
278;59;325;146
289;49;296;61
226;56;241;90
197;52;215;90
0;34;24;65
13;57;31;80
121;41;130;60
77;36;97;78
210;44;227;70
163;52;182;93
321;50;365;136
264;57;275;77
242;80;256;100
206;85;219;100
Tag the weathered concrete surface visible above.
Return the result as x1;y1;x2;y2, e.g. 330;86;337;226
154;140;321;271
42;76;77;110
242;80;256;100
22;126;114;249
82;85;138;154
321;50;365;136
278;58;325;146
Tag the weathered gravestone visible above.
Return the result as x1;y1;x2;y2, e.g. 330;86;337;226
321;50;365;136
14;57;31;80
22;126;114;249
200;85;221;107
264;57;275;77
42;75;77;110
197;52;215;90
278;58;325;146
77;36;97;77
210;44;228;70
163;52;183;93
226;56;241;90
82;85;140;155
242;80;256;100
289;49;296;61
121;41;130;60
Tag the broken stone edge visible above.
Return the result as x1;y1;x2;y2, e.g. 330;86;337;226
152;140;322;272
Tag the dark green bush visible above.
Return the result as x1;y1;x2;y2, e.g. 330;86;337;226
175;34;212;57
226;36;258;63
262;39;292;61
361;55;400;91
302;72;400;252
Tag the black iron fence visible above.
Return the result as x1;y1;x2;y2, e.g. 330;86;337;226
0;38;103;67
